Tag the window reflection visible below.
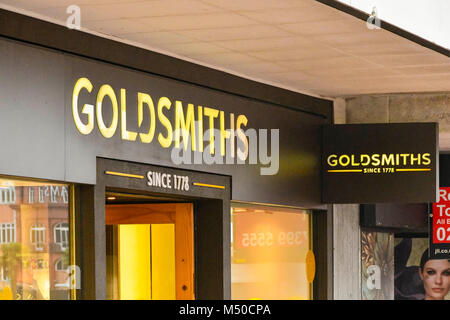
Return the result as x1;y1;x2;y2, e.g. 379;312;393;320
0;179;70;300
231;205;311;300
54;223;69;251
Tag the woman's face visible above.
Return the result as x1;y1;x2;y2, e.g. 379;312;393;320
419;259;450;300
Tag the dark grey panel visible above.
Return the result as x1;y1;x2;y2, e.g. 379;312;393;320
360;203;428;232
439;154;450;186
98;158;230;200
0;37;325;207
313;210;331;300
195;199;230;299
64;54;325;207
0;38;65;180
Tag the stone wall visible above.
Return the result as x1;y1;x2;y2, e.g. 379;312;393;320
342;93;450;149
332;204;360;300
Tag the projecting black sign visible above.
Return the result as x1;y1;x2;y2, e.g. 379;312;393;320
322;123;438;204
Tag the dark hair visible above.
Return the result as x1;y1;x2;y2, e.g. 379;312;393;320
419;249;429;270
420;248;450;270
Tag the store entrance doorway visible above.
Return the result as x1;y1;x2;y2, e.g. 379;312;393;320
105;201;194;300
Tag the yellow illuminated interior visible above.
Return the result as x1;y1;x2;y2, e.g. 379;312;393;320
151;224;175;300
117;224;175;300
119;225;151;300
231;206;312;300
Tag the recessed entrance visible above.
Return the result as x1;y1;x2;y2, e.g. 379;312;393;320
105;195;194;300
81;158;231;300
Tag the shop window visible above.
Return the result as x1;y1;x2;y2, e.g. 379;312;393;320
30;224;46;251
54;223;69;251
0;177;70;300
231;205;312;300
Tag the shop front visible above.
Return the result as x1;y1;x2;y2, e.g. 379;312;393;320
0;11;333;300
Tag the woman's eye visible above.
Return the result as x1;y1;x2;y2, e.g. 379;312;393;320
426;270;436;275
443;270;450;276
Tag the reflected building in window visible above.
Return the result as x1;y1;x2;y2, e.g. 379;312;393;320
0;180;70;300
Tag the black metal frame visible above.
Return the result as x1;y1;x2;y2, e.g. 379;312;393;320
312;208;333;300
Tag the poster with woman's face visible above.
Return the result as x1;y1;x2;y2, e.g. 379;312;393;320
395;238;450;300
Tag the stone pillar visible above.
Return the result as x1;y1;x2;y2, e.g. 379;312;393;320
333;97;346;124
332;204;361;299
331;99;363;299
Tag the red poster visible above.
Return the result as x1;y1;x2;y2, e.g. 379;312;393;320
432;187;450;244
